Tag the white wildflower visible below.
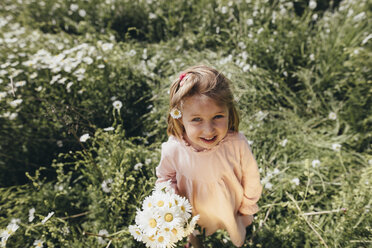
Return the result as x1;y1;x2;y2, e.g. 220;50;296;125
78;9;86;17
353;12;366;22
312;159;321;168
29;208;35;222
15;80;26;87
134;163;143;170
264;182;273;190
113;100;123;110
101;43;113;52
0;92;6;100
362;34;372;45
332;143;341;151
291;178;300;186
170;108;181;119
103;127;114;131
70;4;79;11
221;6;228;14
79;133;90;142
101;178;113;193
309;54;315;61
83;57;93;64
66;82;73;92
41;211;54;224
129;225;143;242
246;19;253;26
33;239;43;248
97;229;109;245
309;0;317;10
280;139;288;147
128;49;137;57
273;168;280;174
328;112;337;120
9;113;18;120
149;13;157;19
9;99;23;107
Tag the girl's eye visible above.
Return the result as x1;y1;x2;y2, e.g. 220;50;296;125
214;115;224;119
192;117;201;122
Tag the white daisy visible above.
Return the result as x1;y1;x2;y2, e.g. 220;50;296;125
184;215;200;236
291;178;300;186
134;162;143;170
142;234;157;248
312;159;321;168
153;230;171;248
113;100;122;110
332;143;341;151
9;99;23;108
129;225;143;242
157;206;183;230
309;0;317;10
154;180;175;194
136;208;160;236
170;108;181;119
142;195;156;210
33;239;43;248
152;192;173;209
174;195;192;220
101;178;113;193
168;225;184;243
264;182;273;190
79;133;90;142
328;112;337;120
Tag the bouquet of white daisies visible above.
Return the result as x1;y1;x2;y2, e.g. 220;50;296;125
129;181;199;248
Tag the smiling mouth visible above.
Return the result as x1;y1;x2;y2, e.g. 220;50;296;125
200;136;217;143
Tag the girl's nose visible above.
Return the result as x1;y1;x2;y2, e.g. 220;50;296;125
204;122;215;134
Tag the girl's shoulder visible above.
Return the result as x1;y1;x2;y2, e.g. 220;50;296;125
225;131;249;143
161;135;183;154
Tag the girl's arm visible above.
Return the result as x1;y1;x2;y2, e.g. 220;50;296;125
238;140;263;215
155;149;178;193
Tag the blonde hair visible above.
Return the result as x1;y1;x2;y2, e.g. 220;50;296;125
167;65;239;139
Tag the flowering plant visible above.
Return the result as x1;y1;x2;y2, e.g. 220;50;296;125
129;181;199;248
170;108;182;119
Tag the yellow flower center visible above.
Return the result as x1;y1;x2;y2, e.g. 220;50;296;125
148;203;152;208
175;199;178;205
181;206;185;212
165;213;173;222
171;228;178;235
165;228;170;232
158;236;164;242
149;218;157;228
135;230;141;235
149;235;155;241
157;200;164;207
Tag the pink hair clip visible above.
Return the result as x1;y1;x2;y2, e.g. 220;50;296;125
179;73;187;87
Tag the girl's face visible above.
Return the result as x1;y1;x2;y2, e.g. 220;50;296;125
181;94;229;151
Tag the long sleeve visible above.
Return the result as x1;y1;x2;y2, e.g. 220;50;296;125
155;145;178;193
238;139;262;215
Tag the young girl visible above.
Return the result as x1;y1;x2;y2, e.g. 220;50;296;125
156;65;262;247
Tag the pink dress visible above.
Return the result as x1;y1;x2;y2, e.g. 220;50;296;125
156;131;262;247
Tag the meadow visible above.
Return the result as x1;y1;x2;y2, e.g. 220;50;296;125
0;0;371;247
